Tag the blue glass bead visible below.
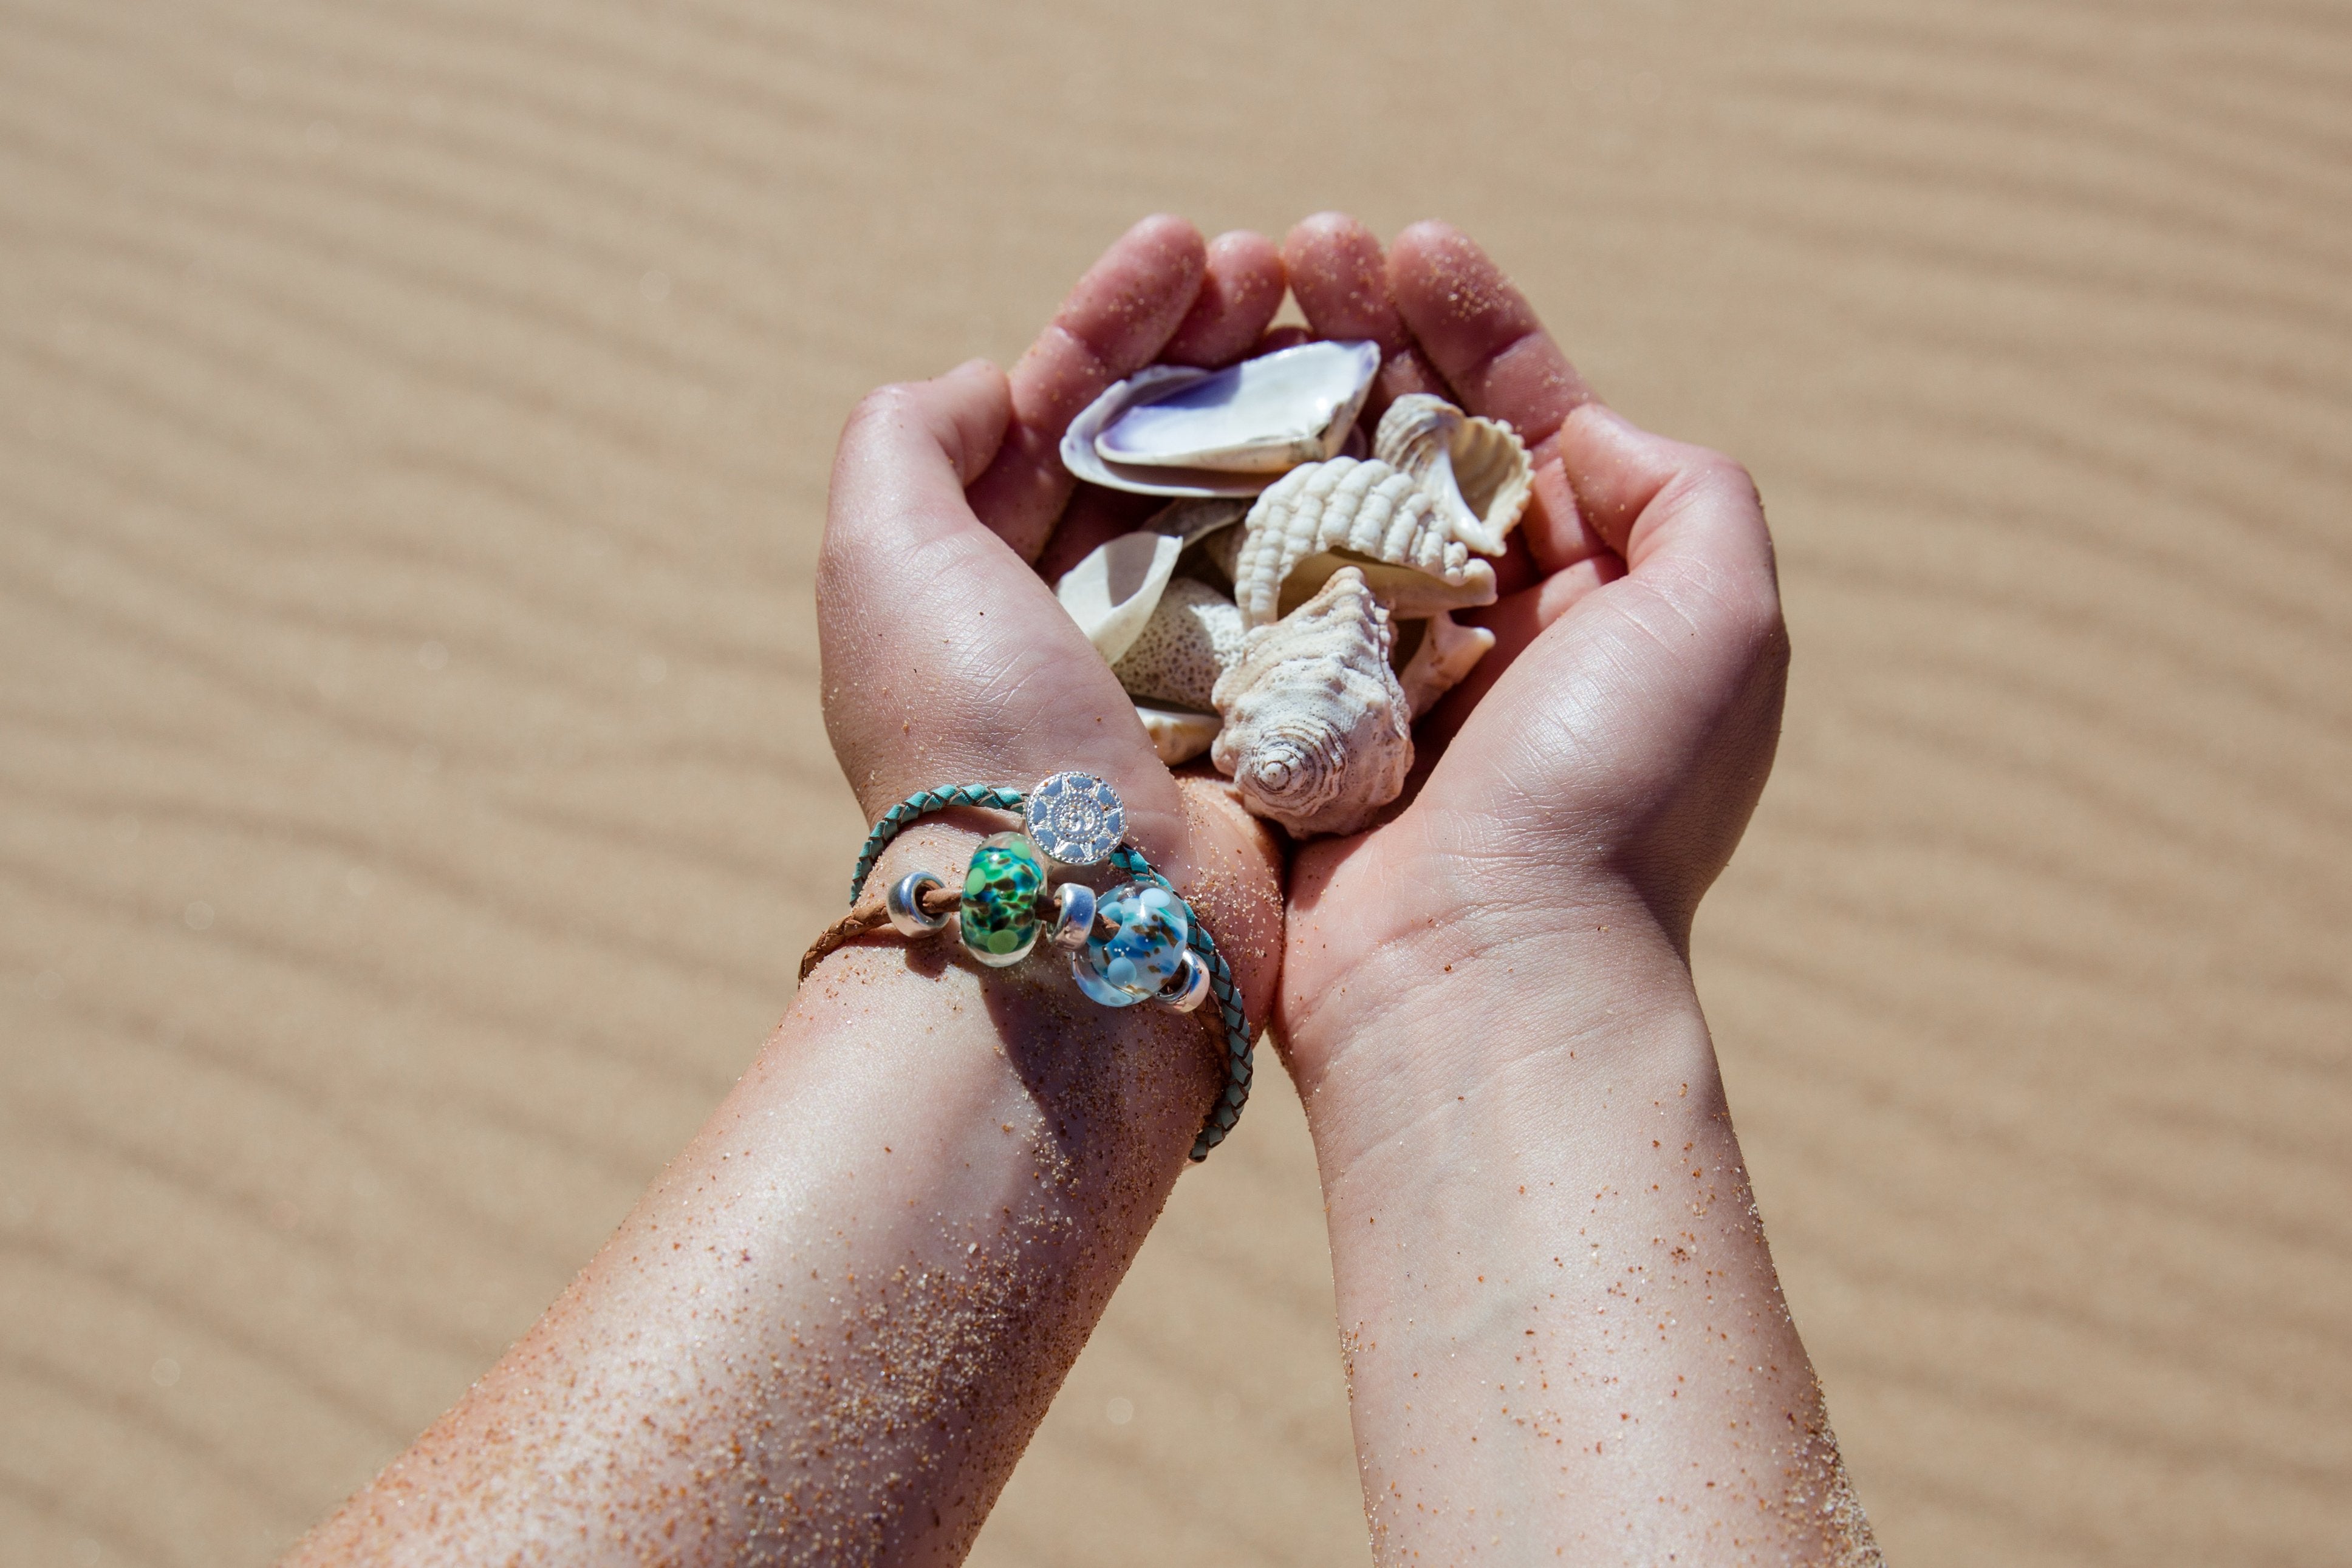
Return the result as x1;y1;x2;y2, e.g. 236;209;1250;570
1072;881;1191;1007
959;832;1047;967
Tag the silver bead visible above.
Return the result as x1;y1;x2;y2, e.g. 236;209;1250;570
1156;949;1213;1012
1024;771;1126;867
885;870;952;936
1047;881;1097;950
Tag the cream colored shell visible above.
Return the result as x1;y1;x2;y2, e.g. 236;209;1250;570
1229;457;1496;630
1373;394;1533;555
1135;703;1220;766
1055;530;1184;664
1112;576;1245;712
1211;567;1412;837
1396;610;1496;718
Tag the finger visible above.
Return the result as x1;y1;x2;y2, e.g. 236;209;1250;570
1252;324;1313;356
1159;230;1286;367
1280;211;1447;420
965;214;1209;562
1556;403;1777;596
1385;222;1607;576
1385;220;1596;445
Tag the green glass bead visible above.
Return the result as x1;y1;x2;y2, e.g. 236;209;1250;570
959;831;1047;967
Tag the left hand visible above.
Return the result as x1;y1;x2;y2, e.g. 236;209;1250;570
815;214;1293;1045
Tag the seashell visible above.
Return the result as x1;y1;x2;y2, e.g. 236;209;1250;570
1056;498;1248;664
1373;394;1533;555
1135;702;1220;766
1113;576;1245;712
1144;496;1251;544
1396;610;1496;718
1277;551;1499;622
1229;457;1497;630
1056;529;1185;663
1060;341;1380;498
1211;567;1412;837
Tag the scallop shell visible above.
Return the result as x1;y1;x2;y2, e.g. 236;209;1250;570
1061;341;1380;498
1396;610;1496;718
1229;457;1498;630
1211;567;1412;837
1373;394;1533;555
1135;702;1220;766
1112;576;1245;712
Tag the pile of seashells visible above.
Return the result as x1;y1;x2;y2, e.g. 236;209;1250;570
1053;340;1533;837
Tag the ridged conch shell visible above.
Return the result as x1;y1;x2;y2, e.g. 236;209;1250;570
1373;394;1533;555
1211;567;1411;837
1113;576;1244;712
1396;610;1496;717
1059;341;1379;498
1229;457;1498;630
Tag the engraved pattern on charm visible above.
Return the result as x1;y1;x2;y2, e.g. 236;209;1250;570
1073;881;1191;1007
958;831;1048;966
1023;772;1126;867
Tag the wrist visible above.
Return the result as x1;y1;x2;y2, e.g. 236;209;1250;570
1281;881;1711;1171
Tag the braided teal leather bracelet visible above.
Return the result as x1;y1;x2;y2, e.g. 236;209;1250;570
816;772;1252;1161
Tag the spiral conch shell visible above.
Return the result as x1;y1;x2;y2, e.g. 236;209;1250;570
1229;458;1498;631
1373;394;1533;555
1211;567;1412;837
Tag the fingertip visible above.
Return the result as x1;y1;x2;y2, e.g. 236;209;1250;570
931;359;1014;485
1124;211;1209;271
1161;230;1287;367
1387;221;1592;443
1281;212;1401;349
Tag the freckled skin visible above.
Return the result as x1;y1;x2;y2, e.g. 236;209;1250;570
1277;216;1881;1566
282;217;1289;1568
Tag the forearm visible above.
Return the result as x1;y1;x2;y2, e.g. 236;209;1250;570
287;820;1226;1567
1294;908;1877;1565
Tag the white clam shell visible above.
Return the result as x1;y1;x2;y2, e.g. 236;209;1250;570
1056;530;1185;664
1113;575;1245;712
1060;341;1379;497
1396;610;1496;718
1135;702;1220;766
1055;498;1248;664
1373;394;1533;555
1229;457;1498;630
1211;567;1412;838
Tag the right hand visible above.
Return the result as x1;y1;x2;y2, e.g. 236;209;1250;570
1270;215;1793;1100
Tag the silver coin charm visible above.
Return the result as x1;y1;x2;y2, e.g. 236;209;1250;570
1023;772;1126;867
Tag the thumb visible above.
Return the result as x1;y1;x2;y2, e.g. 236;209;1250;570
816;362;1178;837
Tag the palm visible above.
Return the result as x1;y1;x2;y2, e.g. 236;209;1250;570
1269;217;1786;1075
816;215;1292;1017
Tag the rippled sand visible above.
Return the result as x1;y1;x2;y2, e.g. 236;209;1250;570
2;2;2346;1564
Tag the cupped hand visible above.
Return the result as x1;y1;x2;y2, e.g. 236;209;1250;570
1273;215;1791;1089
816;216;1290;1028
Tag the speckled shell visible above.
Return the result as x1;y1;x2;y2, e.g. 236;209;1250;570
1373;394;1533;556
1211;567;1412;837
1112;576;1245;712
1396;610;1496;718
1229;457;1497;630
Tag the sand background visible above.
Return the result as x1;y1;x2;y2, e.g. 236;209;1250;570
4;1;2348;1563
